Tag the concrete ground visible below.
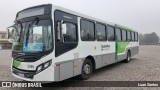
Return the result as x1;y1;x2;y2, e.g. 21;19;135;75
0;45;160;90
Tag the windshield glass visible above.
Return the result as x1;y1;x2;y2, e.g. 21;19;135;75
13;19;53;52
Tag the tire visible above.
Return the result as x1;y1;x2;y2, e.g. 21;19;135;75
79;58;93;80
124;51;131;63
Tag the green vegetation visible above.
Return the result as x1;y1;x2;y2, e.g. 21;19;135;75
139;32;160;44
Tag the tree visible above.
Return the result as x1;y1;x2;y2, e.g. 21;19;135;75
140;32;159;44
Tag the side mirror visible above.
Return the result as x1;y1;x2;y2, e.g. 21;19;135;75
7;28;10;39
61;23;67;35
6;26;14;39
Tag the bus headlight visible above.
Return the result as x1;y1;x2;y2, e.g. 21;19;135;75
36;60;52;73
36;64;43;73
44;60;52;69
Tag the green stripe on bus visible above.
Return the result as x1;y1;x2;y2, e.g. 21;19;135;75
13;60;21;68
115;41;118;61
117;42;130;54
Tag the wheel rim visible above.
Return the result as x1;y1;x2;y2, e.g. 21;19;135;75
83;64;91;74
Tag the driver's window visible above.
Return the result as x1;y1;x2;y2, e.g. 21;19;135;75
63;23;77;42
57;22;77;43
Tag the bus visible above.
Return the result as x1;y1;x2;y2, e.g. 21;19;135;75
9;4;139;82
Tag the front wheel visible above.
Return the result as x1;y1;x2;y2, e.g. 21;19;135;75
79;59;93;80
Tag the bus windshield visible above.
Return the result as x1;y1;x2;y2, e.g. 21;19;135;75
13;19;53;52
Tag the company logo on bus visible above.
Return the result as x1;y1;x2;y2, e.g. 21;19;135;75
28;65;34;69
101;45;110;50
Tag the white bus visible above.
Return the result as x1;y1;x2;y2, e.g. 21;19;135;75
10;4;139;82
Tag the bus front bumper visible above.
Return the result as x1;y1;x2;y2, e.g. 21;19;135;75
12;66;54;82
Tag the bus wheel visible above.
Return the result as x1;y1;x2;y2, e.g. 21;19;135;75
79;58;93;80
124;51;131;63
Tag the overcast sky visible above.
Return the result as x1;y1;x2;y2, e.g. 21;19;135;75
0;0;160;36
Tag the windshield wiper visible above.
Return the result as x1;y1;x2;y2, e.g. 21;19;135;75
25;17;39;45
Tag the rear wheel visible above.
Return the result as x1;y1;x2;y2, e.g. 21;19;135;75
124;51;131;63
79;58;93;80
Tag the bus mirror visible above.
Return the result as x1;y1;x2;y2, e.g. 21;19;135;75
6;26;14;39
61;23;67;35
7;28;10;39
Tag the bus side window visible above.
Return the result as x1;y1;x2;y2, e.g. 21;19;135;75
122;30;127;41
81;19;95;41
107;26;115;41
135;32;138;42
131;32;135;41
127;31;131;41
115;28;122;41
96;23;107;41
134;33;136;41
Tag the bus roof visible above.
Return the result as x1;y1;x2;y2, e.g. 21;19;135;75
52;4;115;25
115;24;132;31
53;4;137;33
17;4;137;33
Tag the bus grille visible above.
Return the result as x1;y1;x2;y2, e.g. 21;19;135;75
12;67;36;79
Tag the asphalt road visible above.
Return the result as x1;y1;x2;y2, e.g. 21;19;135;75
0;45;160;90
